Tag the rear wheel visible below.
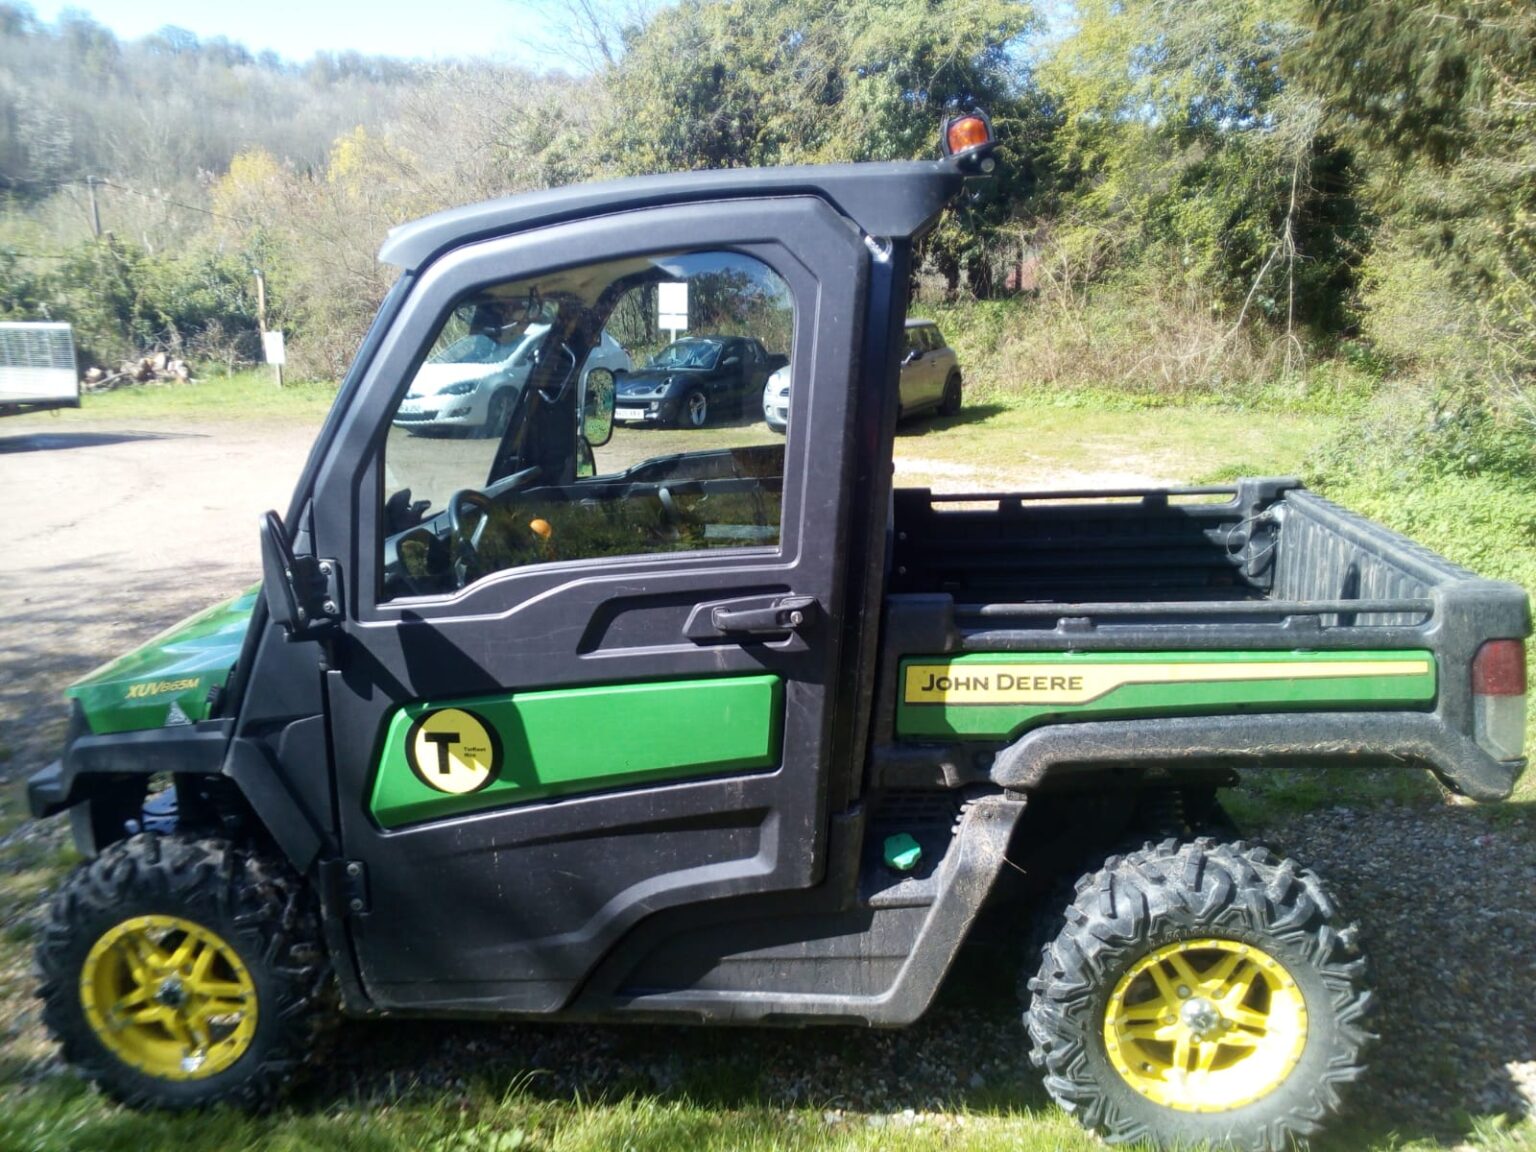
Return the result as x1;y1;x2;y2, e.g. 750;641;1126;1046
1025;838;1370;1150
37;833;336;1109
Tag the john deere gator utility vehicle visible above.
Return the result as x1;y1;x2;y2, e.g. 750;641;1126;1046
29;114;1530;1149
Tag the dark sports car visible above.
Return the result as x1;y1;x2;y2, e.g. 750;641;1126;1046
614;335;786;428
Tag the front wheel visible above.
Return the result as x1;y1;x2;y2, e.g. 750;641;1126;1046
36;833;337;1109
479;390;513;439
678;389;709;428
1025;838;1370;1150
939;372;962;416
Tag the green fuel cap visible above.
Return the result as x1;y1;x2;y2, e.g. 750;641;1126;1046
883;833;922;872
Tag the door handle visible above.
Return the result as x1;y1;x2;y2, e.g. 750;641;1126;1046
711;595;818;636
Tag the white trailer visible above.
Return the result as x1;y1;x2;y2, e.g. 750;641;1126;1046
0;321;80;415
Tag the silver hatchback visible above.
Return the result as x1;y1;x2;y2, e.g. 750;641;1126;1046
764;318;961;433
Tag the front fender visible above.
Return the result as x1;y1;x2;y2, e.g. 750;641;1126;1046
28;717;324;870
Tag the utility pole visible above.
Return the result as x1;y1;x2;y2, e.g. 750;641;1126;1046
87;177;101;239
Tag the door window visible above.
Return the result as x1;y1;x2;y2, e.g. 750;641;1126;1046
379;250;795;601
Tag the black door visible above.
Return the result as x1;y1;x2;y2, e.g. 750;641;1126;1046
311;198;868;1012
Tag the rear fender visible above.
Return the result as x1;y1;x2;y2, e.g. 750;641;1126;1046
989;711;1524;801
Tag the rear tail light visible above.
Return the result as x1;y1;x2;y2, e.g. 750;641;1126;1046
1472;639;1527;760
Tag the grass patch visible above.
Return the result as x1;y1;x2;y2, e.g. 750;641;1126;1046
40;371;338;425
0;1080;1099;1152
922;293;1380;417
896;393;1336;483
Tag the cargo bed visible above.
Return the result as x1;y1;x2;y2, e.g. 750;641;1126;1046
890;477;1526;648
876;478;1530;800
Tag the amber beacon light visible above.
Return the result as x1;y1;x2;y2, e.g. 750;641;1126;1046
940;109;996;172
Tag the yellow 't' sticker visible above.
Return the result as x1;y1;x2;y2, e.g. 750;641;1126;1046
405;708;500;794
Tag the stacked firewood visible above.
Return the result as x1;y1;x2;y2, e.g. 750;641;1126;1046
81;352;193;390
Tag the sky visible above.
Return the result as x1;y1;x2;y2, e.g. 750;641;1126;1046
30;0;553;67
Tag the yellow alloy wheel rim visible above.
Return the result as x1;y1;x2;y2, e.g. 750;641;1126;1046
80;915;258;1080
1103;938;1308;1113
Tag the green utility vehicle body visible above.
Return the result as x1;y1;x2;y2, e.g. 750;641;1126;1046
28;119;1531;1145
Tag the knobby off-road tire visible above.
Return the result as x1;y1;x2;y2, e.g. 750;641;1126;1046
36;833;337;1109
1020;793;1243;1020
1025;838;1371;1150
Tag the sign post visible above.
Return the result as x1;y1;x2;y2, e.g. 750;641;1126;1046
262;329;286;388
658;282;689;343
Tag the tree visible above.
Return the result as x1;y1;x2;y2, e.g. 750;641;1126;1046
601;0;1042;294
603;0;1037;171
1299;0;1535;393
1035;0;1366;337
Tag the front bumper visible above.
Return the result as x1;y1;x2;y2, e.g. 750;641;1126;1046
614;395;680;424
392;392;490;429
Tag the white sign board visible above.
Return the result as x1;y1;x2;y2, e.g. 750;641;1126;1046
658;282;689;333
262;330;286;366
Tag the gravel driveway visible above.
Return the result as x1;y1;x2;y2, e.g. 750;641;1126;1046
0;409;1531;1147
0;418;318;774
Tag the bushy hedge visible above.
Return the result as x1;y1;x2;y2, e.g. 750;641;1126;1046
0;237;258;372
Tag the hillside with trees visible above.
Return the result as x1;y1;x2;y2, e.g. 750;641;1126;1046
0;0;1530;512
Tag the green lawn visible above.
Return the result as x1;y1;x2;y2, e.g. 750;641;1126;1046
2;380;1532;1151
895;396;1334;482
45;371;340;425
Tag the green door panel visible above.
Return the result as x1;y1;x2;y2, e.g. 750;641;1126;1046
896;650;1437;740
370;674;783;828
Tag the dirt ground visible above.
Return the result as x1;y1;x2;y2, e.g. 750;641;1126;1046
0;408;1176;786
0;418;318;775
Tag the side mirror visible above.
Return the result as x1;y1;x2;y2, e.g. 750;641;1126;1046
576;438;596;478
902;348;920;365
722;355;742;368
580;366;616;448
259;510;340;638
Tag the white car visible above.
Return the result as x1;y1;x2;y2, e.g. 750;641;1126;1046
761;319;961;434
762;363;791;433
394;327;630;438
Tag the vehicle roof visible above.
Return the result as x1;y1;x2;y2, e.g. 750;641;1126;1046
905;318;939;328
379;162;966;273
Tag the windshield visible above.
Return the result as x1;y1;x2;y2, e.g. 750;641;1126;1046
429;323;549;367
647;339;722;370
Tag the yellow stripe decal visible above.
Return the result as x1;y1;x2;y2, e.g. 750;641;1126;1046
903;659;1435;707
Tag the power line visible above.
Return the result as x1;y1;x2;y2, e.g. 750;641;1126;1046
3;176;254;225
91;179;251;225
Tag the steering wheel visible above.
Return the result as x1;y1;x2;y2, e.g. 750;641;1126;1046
447;488;497;570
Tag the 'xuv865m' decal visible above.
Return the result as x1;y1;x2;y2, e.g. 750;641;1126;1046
896;651;1436;740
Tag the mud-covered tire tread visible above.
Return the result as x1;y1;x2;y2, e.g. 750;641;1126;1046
1015;797;1239;1018
35;833;337;1110
1024;838;1372;1150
